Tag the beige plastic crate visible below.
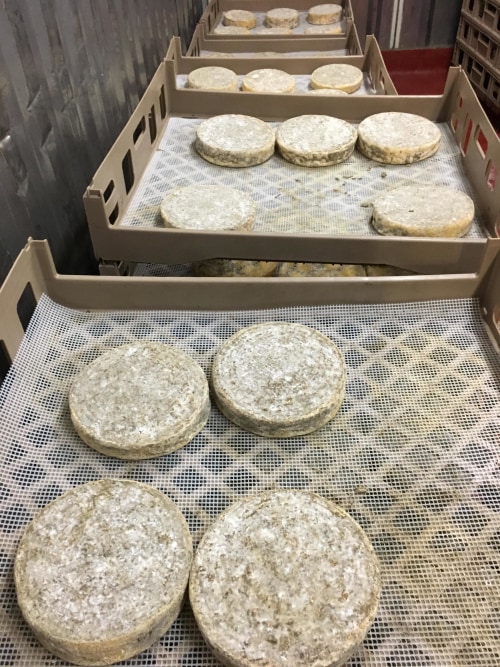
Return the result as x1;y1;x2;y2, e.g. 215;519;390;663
167;35;397;95
187;17;362;56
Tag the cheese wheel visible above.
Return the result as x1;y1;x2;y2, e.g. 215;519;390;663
365;264;416;276
186;66;238;91
193;259;278;277
69;342;210;459
264;7;300;28
211;322;345;437
160;184;256;231
214;25;250;35
222;9;256;28
195;114;275;167
190;489;381;667
277;262;366;277
311;63;363;93
254;26;293;34
305;24;343;34
242;69;295;94
276;115;357;167
307;3;343;24
372;184;475;237
307;88;348;96
15;480;192;666
357;112;441;164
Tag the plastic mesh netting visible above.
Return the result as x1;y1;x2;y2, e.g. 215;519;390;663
0;295;499;666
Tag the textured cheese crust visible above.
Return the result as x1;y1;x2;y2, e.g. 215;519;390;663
307;88;348;96
190;489;381;667
372;184;475;237
307;3;343;24
69;342;210;459
195;115;275;167
264;7;300;28
160;184;256;231
222;9;256;28
254;26;293;34
277;262;366;277
276;115;357;167
242;69;295;94
193;259;278;277
305;24;342;34
311;64;363;93
186;66;238;91
15;480;193;666
365;264;416;276
211;322;345;437
357;112;441;164
214;25;249;34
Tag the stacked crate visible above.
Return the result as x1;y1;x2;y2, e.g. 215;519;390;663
453;0;500;112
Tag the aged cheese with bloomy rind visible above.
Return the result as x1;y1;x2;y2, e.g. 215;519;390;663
277;262;366;277
276;115;357;167
186;66;238;91
307;88;349;96
193;259;279;277
357;112;441;164
195;114;275;167
264;7;300;28
307;3;343;24
222;9;256;28
242;69;295;94
214;25;250;34
190;489;381;667
372;184;474;237
305;24;342;34
311;63;363;93
211;322;345;437
69;342;210;459
160;184;256;231
15;480;193;666
365;264;416;276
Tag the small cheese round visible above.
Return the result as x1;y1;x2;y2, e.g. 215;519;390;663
193;259;278;277
15;480;193;666
305;24;342;34
160;184;256;231
264;7;300;28
276;115;357;167
311;63;363;93
186;66;238;91
195;114;275;167
254;26;293;34
222;9;256;28
214;25;250;35
357;112;441;164
190;489;381;667
211;322;345;437
307;3;343;24
372;184;475;237
277;262;366;277
242;69;295;94
307;88;348;96
69;342;210;459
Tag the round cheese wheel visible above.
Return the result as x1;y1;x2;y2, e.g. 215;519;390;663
372;184;474;237
222;9;256;28
193;259;278;277
214;25;250;35
254;26;293;34
264;7;300;28
307;3;343;24
365;264;416;276
311;63;363;93
276;115;357;167
277;262;366;276
69;342;210;459
307;88;348;96
304;24;342;34
186;66;238;91
211;322;345;437
15;480;193;666
195;114;275;167
242;69;295;94
357;112;441;164
190;489;381;667
160;184;256;231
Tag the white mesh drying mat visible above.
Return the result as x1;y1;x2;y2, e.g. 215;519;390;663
199;48;350;56
1;294;499;666
123;118;488;237
176;72;376;94
210;11;346;35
